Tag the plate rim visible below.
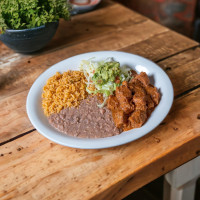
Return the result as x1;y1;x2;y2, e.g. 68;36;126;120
26;51;174;149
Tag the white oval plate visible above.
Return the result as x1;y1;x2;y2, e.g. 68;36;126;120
26;51;173;149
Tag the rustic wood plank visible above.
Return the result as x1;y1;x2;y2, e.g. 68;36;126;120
0;20;168;101
158;48;200;96
0;91;33;143
0;35;199;144
44;3;147;51
97;134;200;200
121;30;199;61
0;2;146;61
0;88;199;200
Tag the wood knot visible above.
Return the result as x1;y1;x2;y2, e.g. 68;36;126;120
17;147;23;151
50;143;55;147
127;176;134;183
165;67;171;71
173;127;178;131
154;137;161;143
197;114;200;120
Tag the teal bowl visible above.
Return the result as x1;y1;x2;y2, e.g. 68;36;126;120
0;21;59;53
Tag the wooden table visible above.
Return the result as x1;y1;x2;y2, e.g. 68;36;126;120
0;1;199;199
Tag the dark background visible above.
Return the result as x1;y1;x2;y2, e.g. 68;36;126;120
116;0;200;42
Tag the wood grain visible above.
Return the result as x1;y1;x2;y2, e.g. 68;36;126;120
0;91;32;143
0;88;199;200
158;47;200;96
0;45;200;144
44;3;147;51
121;30;199;61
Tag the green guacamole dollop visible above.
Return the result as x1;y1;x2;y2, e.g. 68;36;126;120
92;61;121;85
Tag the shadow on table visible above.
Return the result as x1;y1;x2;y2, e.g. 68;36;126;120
123;176;200;200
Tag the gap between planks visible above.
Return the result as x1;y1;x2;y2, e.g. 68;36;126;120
156;44;200;63
175;84;200;99
41;17;147;56
0;129;36;146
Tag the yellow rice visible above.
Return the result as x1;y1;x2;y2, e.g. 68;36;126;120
42;71;88;116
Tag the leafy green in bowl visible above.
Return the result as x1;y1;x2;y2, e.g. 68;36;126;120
0;0;71;32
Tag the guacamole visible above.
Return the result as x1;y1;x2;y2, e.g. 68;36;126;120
92;61;121;85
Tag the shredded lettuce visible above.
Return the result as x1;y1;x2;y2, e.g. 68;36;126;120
79;58;132;107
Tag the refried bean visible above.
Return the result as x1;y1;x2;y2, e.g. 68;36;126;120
48;95;121;138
